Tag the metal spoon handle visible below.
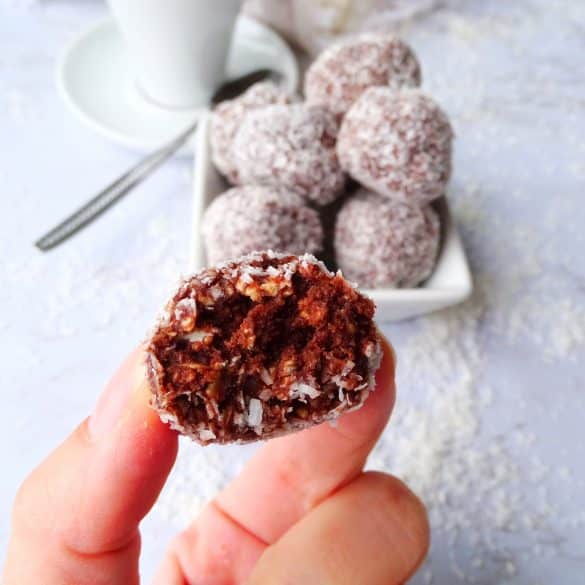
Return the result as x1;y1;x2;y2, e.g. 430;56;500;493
35;69;278;252
35;121;198;251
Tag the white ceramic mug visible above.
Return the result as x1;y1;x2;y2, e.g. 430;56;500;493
107;0;243;108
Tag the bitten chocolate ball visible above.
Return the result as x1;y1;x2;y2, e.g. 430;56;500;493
305;34;421;119
202;186;324;265
146;251;381;444
337;88;453;205
335;189;440;289
233;104;346;206
210;81;291;184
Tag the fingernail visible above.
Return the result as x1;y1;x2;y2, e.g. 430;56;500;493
88;349;145;441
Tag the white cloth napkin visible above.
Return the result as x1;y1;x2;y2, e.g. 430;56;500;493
243;0;446;54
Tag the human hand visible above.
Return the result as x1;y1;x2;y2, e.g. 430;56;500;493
3;337;428;584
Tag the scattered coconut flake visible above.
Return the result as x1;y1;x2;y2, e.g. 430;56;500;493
289;381;321;400
181;330;211;343
198;429;217;442
247;398;263;430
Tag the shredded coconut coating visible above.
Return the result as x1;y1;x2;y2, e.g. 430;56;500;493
304;34;422;119
210;81;291;184
337;88;454;205
335;189;441;288
202;186;324;265
145;251;381;445
233;103;346;206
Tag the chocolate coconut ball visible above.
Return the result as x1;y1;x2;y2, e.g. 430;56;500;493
337;88;453;205
210;81;291;184
202;186;324;265
233;103;346;206
305;34;421;119
335;189;441;288
146;251;381;444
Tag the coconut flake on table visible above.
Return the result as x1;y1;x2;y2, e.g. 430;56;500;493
243;0;448;55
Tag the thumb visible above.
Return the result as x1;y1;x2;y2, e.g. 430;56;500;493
246;472;429;585
3;349;178;585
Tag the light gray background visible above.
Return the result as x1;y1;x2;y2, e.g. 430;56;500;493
1;1;584;583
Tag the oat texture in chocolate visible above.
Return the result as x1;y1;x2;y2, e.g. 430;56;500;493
146;252;381;445
335;189;441;288
210;81;291;184
337;87;453;205
304;34;421;119
202;186;324;265
233;103;346;206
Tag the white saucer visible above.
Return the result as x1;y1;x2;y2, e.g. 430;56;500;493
58;16;299;154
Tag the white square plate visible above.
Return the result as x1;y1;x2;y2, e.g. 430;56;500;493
191;115;473;322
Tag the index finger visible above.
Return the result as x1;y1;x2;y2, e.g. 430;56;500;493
4;350;178;585
215;334;396;544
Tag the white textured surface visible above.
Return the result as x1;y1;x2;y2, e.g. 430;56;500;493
1;1;585;584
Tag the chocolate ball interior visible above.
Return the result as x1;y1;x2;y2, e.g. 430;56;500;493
146;252;381;444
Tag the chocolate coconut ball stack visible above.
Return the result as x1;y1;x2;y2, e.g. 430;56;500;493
206;33;453;288
306;35;451;289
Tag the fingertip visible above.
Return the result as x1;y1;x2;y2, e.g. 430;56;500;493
333;334;396;440
376;332;396;391
88;348;146;441
89;345;178;448
246;471;429;585
361;471;430;560
129;348;180;445
5;348;180;585
83;350;179;547
112;378;179;478
127;360;180;460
